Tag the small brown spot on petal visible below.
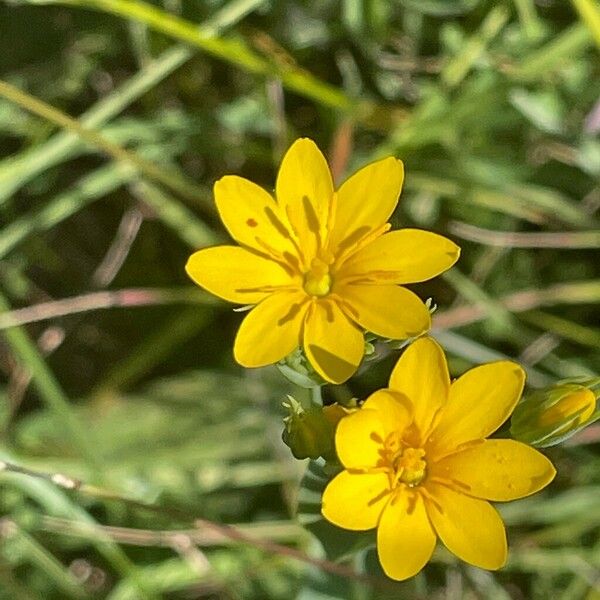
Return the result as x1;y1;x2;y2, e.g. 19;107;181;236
246;218;258;227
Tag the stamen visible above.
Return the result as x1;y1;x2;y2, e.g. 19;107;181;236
277;301;305;326
322;300;335;323
367;487;392;507
234;284;298;295
418;487;444;513
302;195;324;252
253;237;297;277
405;491;418;515
282;251;301;274
427;475;472;494
328;293;359;319
302;195;320;234
419;405;445;446
335;226;371;255
324;191;338;250
283;204;311;269
263;206;290;238
429;438;485;463
264;206;306;270
347;466;389;475
337;270;403;285
335;222;391;266
389;484;406;506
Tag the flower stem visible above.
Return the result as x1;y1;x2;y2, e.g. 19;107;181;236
310;385;323;407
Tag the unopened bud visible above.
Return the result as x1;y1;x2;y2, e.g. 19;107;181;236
511;380;598;448
282;397;354;461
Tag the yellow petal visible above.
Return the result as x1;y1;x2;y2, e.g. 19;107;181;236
335;408;386;469
431;362;525;454
339;283;431;340
389;337;450;444
339;229;460;284
328;157;403;253
303;299;364;383
234;291;307;367
322;470;390;531
362;389;413;438
214;175;297;258
425;483;507;570
377;491;436;581
275;138;333;261
432;439;556;501
186;245;294;304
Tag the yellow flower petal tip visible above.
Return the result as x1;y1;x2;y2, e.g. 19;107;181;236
321;336;555;580
185;138;459;381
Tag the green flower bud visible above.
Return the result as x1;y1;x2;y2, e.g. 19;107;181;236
511;380;598;448
282;397;354;461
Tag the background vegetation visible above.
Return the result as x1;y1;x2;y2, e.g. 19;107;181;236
0;0;599;598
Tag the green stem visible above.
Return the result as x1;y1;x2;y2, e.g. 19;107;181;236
310;386;324;407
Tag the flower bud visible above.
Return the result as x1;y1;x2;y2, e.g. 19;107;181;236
282;397;355;461
511;380;598;448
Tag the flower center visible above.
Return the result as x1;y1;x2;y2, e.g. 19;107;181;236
381;432;427;487
303;257;332;297
393;447;427;486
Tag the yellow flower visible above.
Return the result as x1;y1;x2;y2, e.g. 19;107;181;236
186;139;459;383
321;337;556;580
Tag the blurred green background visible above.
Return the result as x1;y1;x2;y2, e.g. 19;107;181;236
1;0;599;598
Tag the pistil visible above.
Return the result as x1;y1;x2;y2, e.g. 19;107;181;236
303;257;333;297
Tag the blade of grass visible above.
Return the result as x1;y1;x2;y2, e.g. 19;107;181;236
440;271;595;381
449;221;600;248
570;0;600;49
434;280;600;329
442;5;509;87
442;268;518;333
520;311;600;348
433;330;552;387
0;80;205;204
0;559;42;600
0;130;217;260
0;163;136;260
18;0;357;113
0;292;100;472
0;522;89;600
512;0;543;40
0;460;380;586
0;468;159;600
90;305;215;396
0;0;268;206
511;23;592;80
131;180;219;248
406;173;593;227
